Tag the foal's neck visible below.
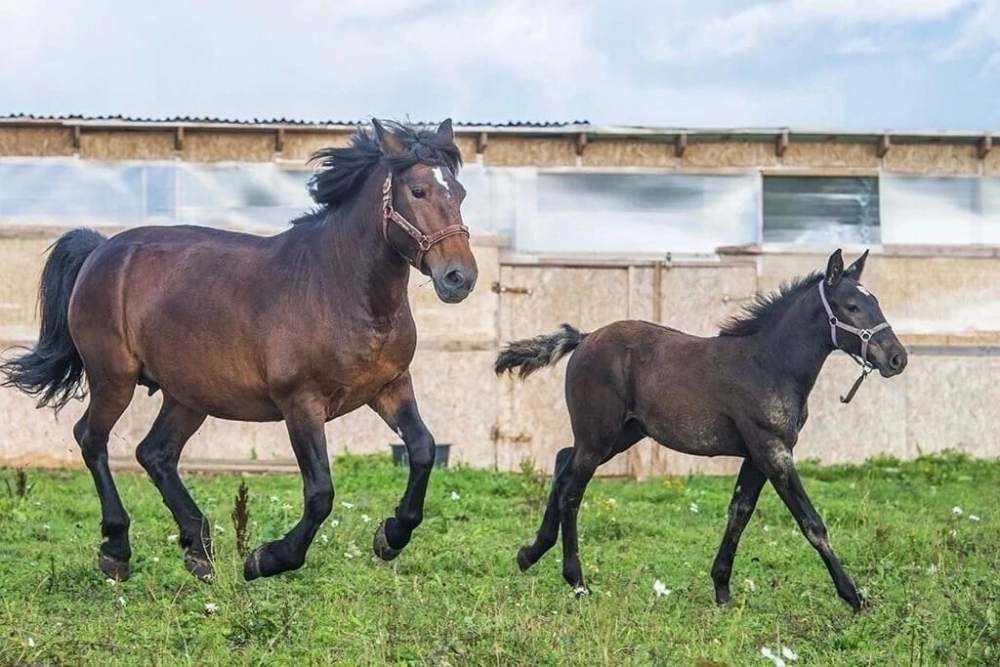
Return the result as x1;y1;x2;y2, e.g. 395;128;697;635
758;285;835;396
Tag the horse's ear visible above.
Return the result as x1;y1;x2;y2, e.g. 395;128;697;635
436;118;454;144
844;249;869;281
371;118;407;157
825;248;845;286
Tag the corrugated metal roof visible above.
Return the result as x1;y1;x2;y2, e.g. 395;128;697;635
0;113;589;128
0;114;992;144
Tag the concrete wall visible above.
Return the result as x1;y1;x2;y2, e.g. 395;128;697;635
2;226;999;477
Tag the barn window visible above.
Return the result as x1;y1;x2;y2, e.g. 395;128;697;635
762;176;881;244
521;171;760;255
879;175;995;245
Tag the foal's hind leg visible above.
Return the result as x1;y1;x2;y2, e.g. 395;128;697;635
135;394;211;580
369;373;436;560
73;379;137;581
711;459;767;605
516;446;574;571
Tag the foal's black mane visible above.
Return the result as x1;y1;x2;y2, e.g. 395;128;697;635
718;271;824;337
290;120;462;226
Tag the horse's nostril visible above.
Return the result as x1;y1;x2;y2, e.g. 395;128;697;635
890;354;902;369
444;269;465;288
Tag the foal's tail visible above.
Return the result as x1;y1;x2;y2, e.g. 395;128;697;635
0;228;106;411
494;323;588;380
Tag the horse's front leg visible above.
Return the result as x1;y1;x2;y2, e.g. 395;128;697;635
244;401;333;580
369;371;435;560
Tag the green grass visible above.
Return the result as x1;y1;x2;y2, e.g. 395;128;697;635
1;451;999;666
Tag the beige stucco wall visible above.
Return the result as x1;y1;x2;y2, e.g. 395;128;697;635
1;227;998;477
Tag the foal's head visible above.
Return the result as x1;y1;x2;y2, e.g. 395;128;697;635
820;249;907;377
372;119;478;304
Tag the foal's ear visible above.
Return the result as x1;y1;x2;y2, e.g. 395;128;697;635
436;118;455;144
844;249;869;281
371;118;407;157
825;248;845;286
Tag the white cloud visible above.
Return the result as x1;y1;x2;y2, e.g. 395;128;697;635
936;0;1000;74
643;0;975;64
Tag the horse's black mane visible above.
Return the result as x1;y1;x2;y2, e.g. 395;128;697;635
718;271;824;337
289;120;462;226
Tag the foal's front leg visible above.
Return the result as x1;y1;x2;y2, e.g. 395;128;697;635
370;372;437;560
751;441;866;612
244;403;333;580
711;459;767;604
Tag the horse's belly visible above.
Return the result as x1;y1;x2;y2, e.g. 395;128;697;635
644;413;749;458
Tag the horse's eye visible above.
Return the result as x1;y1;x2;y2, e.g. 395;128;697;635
845;304;860;314
411;188;426;199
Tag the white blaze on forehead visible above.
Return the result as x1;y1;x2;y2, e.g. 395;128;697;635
856;284;874;297
431;167;450;193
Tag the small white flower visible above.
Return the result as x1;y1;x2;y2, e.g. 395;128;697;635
117;596;126;608
280;503;292;511
167;534;179;544
761;646;786;667
152;556;160;563
329;519;340;528
607;498;617;506
341;502;356;509
269;495;279;503
743;578;757;592
320;534;329;544
949;529;958;538
204;602;219;614
653;579;672;597
969;515;981;522
344;552;355;559
689;503;699;514
361;514;372;523
953;506;963;516
105;578;118;586
450;491;461;501
781;646;798;661
27;638;35;648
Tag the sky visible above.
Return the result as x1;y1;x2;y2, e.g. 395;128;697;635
0;0;998;131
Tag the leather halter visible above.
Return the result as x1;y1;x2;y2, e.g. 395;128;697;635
818;280;891;403
380;172;469;271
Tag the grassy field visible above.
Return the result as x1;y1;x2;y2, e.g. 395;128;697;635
1;451;998;666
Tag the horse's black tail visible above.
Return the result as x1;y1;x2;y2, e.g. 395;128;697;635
494;323;588;380
1;228;106;411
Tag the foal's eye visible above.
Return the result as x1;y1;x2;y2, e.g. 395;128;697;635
845;304;860;314
411;188;426;199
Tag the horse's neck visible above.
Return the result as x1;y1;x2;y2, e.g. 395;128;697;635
296;196;412;322
755;291;834;396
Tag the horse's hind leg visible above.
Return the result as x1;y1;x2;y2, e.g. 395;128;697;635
73;377;137;581
135;394;211;580
710;459;767;605
516;446;574;571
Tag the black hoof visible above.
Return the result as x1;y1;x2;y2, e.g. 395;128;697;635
373;521;402;562
516;547;534;572
98;551;131;582
714;589;731;606
185;551;215;582
243;547;264;581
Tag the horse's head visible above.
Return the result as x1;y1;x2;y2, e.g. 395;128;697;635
820;249;907;378
373;119;478;304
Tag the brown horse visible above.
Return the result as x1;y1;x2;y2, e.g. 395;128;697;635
1;118;478;583
495;250;907;612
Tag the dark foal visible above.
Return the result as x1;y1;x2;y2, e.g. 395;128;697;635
2;118;478;582
495;250;907;612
